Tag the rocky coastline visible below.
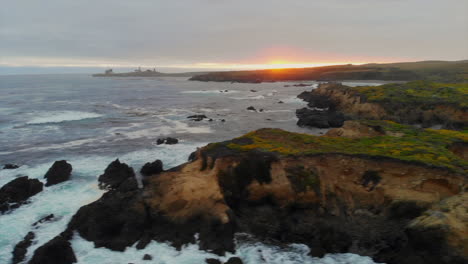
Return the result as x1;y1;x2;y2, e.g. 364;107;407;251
19;119;467;264
296;81;468;130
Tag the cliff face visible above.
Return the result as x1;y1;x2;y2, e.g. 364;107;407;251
299;81;468;129
32;122;467;264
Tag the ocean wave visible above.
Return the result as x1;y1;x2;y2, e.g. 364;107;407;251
26;111;103;125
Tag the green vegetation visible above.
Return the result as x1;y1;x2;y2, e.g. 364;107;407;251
218;121;467;174
352;81;468;108
286;165;320;193
190;60;468;83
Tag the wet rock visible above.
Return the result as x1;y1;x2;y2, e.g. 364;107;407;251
250;89;257;92
67;182;145;251
206;259;222;264
225;257;243;264
142;254;153;260
259;109;264;112
0;176;43;213
44;160;72;186
246;106;256;111
98;159;136;190
29;235;77;264
221;119;226;122
156;137;179;145
32;214;55;227
3;164;19;169
278;101;284;104
12;231;35;264
187;115;208;121
140;160;164;177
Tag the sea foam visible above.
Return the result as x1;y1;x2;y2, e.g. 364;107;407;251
26;111;103;125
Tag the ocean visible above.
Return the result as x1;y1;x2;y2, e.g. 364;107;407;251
0;74;384;264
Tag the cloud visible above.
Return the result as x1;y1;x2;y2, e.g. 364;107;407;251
1;0;467;70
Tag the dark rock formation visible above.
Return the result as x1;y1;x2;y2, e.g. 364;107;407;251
206;259;222;264
296;107;346;128
67;185;142;251
225;257;244;264
44;160;72;186
3;164;19;169
142;254;152;260
0;176;43;213
32;214;55;227
140;160;164;177
98;159;136;190
188;115;208;121
29;235;77;264
246;106;256;111
12;231;35;264
156;137;179;145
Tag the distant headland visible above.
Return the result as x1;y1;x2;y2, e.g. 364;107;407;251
92;67;209;77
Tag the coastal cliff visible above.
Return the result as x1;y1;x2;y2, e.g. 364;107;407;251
297;81;468;129
30;121;467;264
189;60;468;83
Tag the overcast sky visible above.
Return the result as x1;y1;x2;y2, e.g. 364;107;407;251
1;0;467;73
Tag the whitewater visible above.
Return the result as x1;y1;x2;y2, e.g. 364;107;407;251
0;74;384;264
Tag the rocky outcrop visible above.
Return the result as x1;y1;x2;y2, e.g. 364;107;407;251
188;115;208;121
156;137;179;145
0;176;43;213
44;160;72;186
29;235;77;264
3;164;19;169
298;82;468;129
31;123;467;264
12;232;35;264
296;107;345;128
98;159;137;190
140;160;164;177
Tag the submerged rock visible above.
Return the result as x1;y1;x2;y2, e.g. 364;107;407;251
187;115;208;121
225;257;243;264
44;160;72;186
29;235;77;264
0;176;43;213
3;164;19;169
142;254;152;260
156;137;179;145
32;214;56;227
12;231;35;264
98;159;137;190
140;160;164;177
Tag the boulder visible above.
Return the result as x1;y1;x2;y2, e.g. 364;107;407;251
225;257;243;264
29;235;77;264
156;137;179;145
142;254;152;260
187;115;208;121
140;160;164;177
44;160;72;186
205;259;222;264
246;106;256;111
98;159;136;190
0;176;43;213
12;231;35;264
32;214;56;227
3;164;19;169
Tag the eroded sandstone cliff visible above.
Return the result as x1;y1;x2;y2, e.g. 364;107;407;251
30;121;467;264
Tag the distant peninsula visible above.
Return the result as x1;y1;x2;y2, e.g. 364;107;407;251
189;60;468;83
92;67;209;77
